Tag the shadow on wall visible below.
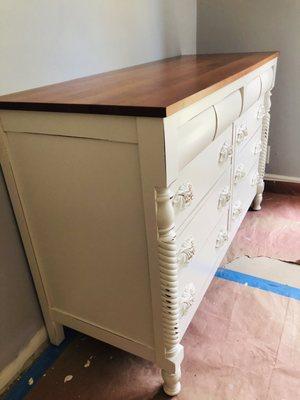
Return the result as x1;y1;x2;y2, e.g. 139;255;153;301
196;0;300;178
0;167;43;372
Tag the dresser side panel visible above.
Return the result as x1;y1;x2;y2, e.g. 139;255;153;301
3;113;154;347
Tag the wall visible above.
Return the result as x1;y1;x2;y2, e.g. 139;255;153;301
0;0;197;381
197;0;300;179
0;0;196;95
0;169;43;372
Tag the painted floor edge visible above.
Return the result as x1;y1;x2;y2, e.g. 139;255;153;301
216;267;300;300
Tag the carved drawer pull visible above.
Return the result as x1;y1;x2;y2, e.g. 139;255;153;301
257;104;266;120
218;187;231;209
236;124;248;145
173;183;194;210
232;201;243;220
234;164;246;184
251;172;262;186
178;237;196;268
219;142;233;164
215;230;229;249
179;283;196;317
253;141;262;155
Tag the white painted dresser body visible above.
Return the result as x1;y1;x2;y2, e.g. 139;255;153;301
0;56;277;396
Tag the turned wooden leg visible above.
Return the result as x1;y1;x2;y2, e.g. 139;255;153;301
162;367;181;396
252;180;265;211
156;188;184;396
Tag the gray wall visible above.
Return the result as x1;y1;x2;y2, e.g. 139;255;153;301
0;0;196;95
0;169;43;370
0;0;197;372
197;0;300;178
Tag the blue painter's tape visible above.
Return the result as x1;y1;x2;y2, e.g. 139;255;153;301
216;267;300;300
3;328;77;400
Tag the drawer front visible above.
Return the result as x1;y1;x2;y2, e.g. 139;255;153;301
233;125;262;186
243;76;262;113
177;212;229;338
214;90;242;136
231;163;260;230
261;68;274;94
234;100;264;153
178;106;217;170
176;167;231;249
171;125;233;229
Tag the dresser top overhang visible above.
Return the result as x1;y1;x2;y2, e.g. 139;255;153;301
0;52;279;118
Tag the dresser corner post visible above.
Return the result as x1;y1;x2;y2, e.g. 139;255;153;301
156;187;183;396
252;89;272;211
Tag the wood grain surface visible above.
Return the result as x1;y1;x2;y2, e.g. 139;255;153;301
0;53;278;117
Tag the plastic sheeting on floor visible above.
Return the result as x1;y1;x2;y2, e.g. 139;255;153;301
223;192;300;265
23;277;300;400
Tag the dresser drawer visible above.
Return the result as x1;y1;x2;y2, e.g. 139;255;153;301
214;90;242;136
176;166;231;249
178;106;217;170
233;125;262;187
243;76;262;113
261;68;274;94
171;125;233;229
231;163;260;230
177;212;229;338
234;100;264;152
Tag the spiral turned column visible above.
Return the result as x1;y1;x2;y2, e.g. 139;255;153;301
156;187;181;396
253;90;272;210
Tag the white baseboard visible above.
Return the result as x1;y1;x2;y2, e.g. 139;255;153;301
0;326;48;393
265;173;300;184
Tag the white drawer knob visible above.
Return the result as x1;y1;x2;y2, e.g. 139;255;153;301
253;141;262;155
257;104;266;120
232;200;243;220
219;142;233;164
179;283;196;317
215;230;229;248
236;124;248;145
178;237;196;268
234;164;246;184
173;182;194;210
218;187;231;209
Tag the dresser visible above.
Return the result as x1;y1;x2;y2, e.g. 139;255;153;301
0;53;278;396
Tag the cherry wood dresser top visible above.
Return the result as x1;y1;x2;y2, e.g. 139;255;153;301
0;52;278;118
